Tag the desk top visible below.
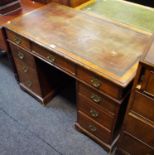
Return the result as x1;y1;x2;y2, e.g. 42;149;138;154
5;3;152;87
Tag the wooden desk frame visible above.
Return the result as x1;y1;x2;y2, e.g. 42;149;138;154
4;3;152;152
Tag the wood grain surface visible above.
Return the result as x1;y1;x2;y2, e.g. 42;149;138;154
5;3;152;86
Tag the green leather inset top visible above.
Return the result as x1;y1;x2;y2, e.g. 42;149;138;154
82;0;154;33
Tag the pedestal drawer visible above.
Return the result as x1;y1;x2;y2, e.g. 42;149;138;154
19;70;42;96
6;30;30;50
77;67;124;99
78;83;119;115
131;91;153;121
77;94;114;130
77;111;112;144
124;113;153;147
14;59;42;96
9;43;36;68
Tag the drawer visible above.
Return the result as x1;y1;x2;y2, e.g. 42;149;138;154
77;111;112;144
77;94;114;130
77;67;124;99
6;30;30;50
16;61;42;96
78;83;119;114
131;91;153;121
118;132;153;155
31;43;75;75
141;70;154;96
9;43;36;68
125;113;153;147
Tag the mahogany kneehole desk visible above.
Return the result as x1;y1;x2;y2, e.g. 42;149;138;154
4;3;152;152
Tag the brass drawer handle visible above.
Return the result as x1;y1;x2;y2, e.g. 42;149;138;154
26;80;32;88
23;65;29;73
47;55;55;63
88;125;97;132
90;94;102;103
17;52;24;60
91;78;101;88
90;109;99;118
14;37;22;45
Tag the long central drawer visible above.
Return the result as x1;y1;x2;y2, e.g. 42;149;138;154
31;43;76;76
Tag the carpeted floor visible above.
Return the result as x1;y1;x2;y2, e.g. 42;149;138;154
0;54;108;155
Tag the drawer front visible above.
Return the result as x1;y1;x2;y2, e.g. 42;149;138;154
141;70;154;96
77;67;123;99
6;30;30;50
10;43;35;68
145;71;154;96
118;132;153;155
131;91;153;121
32;43;75;75
125;113;153;147
77;94;114;130
77;111;112;144
78;83;119;114
14;59;42;96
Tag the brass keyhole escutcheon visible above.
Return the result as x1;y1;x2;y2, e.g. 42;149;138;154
91;78;101;88
47;55;55;63
23;65;29;73
90;109;99;118
26;80;32;88
88;125;97;132
17;52;24;60
90;94;102;103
